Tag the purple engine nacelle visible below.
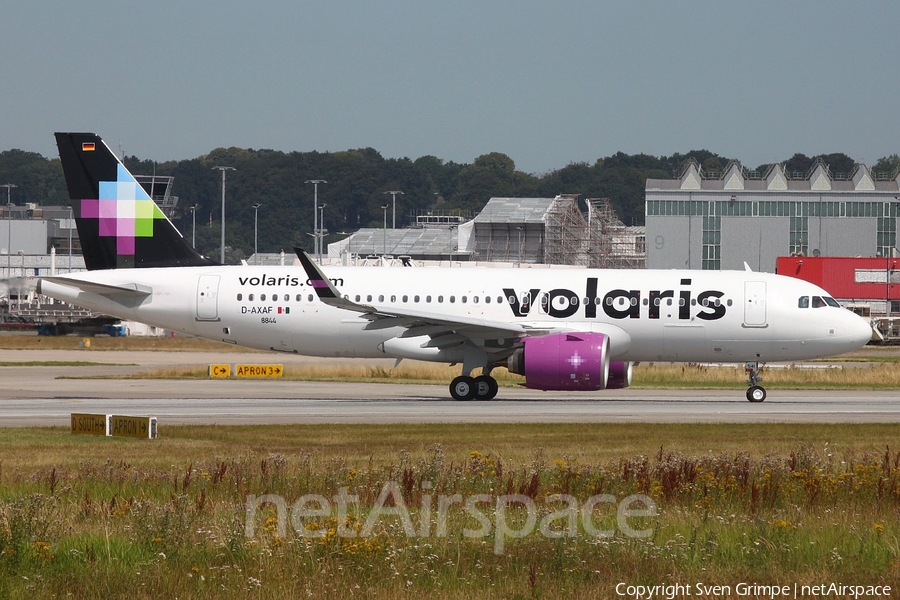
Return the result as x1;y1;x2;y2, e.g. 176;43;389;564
507;332;612;391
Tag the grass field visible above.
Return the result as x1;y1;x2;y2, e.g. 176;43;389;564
2;336;899;597
1;424;899;599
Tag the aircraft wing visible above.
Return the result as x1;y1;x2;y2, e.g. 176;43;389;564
295;249;554;352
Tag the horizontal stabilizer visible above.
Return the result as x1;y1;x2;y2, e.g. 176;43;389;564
40;277;152;297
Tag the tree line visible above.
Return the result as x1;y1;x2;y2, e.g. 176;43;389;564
0;145;897;263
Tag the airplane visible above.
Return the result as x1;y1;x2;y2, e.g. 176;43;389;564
39;132;874;403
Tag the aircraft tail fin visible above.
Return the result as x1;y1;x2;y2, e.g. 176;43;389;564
54;132;216;270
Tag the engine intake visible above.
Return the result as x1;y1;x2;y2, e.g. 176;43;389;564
606;361;633;389
507;332;610;391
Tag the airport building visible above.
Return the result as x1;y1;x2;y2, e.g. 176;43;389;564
327;196;645;268
645;160;900;272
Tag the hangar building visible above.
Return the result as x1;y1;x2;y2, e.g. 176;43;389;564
328;196;645;268
645;160;900;272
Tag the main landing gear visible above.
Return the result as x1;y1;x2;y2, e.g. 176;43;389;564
449;345;500;401
745;361;766;402
450;373;499;401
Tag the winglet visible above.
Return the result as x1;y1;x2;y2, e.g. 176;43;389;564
294;248;366;312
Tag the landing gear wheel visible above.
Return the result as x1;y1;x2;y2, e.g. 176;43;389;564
450;376;476;401
473;375;499;400
746;385;766;403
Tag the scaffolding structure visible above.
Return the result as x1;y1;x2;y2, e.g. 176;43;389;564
586;198;645;269
330;196;646;268
543;196;646;268
543;195;589;266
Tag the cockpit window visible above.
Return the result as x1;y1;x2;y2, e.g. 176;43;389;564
812;296;827;308
824;296;840;308
798;296;809;308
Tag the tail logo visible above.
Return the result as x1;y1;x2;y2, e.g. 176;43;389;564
80;163;167;256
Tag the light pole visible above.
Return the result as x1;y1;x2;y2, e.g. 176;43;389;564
1;184;16;276
190;204;199;248
516;226;523;267
318;203;327;264
68;205;73;272
252;203;262;265
212;166;235;264
384;190;404;229
338;231;353;265
305;180;326;263
382;204;388;255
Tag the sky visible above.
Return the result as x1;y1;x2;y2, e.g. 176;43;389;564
2;1;898;175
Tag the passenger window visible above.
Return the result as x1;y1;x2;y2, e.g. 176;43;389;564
272;294;278;302
414;295;420;303
296;294;301;302
450;296;456;303
473;296;478;304
308;294;314;302
237;293;243;301
261;294;266;301
507;295;516;304
485;296;490;304
727;299;733;307
666;298;673;306
461;296;467;304
249;294;255;301
367;295;373;302
379;295;384;302
438;296;444;303
391;295;397;303
798;296;809;309
812;296;826;308
426;295;432;303
498;296;503;304
402;295;408;303
678;298;685;306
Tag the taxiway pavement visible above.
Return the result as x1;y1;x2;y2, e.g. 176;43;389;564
1;349;898;426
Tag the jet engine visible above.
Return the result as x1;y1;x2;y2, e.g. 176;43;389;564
507;332;611;391
606;360;633;389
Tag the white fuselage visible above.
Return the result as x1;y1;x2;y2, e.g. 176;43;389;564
40;264;872;364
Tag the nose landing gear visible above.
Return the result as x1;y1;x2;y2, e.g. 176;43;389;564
745;362;766;402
